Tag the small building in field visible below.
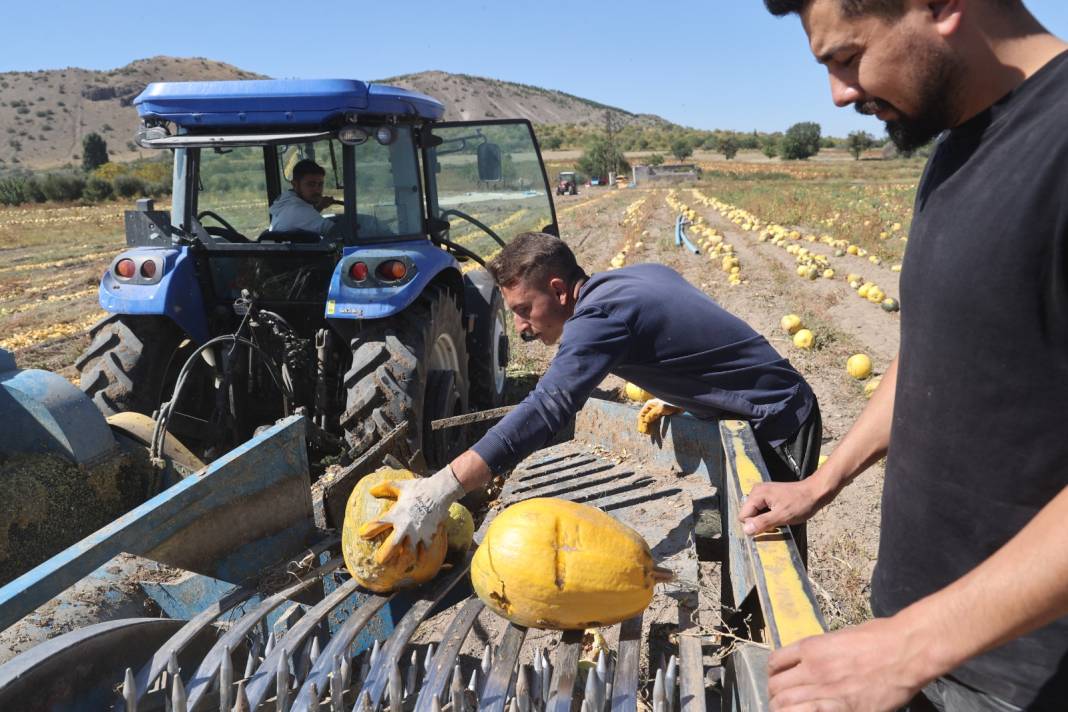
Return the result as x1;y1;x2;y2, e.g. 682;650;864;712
632;163;702;185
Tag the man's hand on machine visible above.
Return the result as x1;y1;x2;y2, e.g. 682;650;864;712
358;465;465;563
738;477;832;535
636;398;683;434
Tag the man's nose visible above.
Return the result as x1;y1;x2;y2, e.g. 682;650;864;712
829;72;862;108
514;314;530;333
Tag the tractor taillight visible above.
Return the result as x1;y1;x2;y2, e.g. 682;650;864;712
349;261;369;282
115;259;136;279
140;260;157;279
378;260;407;281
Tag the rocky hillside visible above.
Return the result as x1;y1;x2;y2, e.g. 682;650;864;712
0;58;671;170
378;71;670;128
0;57;263;170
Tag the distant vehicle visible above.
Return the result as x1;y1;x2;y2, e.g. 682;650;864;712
556;171;578;196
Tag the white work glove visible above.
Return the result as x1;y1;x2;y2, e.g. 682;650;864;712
636;398;683;434
358;465;466;563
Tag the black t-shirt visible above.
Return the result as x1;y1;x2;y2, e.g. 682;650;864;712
871;51;1068;708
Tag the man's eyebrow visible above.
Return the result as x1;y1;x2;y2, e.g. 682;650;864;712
815;42;856;65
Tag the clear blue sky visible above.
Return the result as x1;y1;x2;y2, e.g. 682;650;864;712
3;1;1067;137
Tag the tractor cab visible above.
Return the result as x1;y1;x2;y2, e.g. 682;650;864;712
83;79;559;474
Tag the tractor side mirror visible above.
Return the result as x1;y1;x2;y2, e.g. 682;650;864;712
477;143;502;182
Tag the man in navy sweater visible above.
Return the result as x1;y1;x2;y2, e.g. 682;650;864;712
359;232;820;563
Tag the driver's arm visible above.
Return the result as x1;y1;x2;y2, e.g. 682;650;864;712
315;196;343;211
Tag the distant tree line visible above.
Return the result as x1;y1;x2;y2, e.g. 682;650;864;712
0;132;171;206
539;122;889;163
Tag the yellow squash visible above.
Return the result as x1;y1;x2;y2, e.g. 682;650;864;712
846;353;873;380
623;382;654;403
792;328;814;350
444;502;475;552
470;498;671;629
780;314;803;335
341;468;447;593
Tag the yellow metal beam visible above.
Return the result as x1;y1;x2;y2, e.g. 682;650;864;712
720;419;826;647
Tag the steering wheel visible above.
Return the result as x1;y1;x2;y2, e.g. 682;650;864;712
196;210;249;243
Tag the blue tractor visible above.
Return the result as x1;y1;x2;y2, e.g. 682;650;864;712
74;79;559;480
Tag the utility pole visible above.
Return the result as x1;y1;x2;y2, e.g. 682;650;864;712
604;110;619;179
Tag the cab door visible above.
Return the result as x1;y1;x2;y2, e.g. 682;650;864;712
422;119;559;266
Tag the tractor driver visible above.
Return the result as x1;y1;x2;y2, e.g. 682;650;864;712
269;159;343;236
358;231;823;566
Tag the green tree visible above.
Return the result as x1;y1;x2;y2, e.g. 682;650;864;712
82;132;109;172
577;135;630;179
739;131;760;150
719;135;740;160
780;122;822;160
846;130;876;160
539;133;563;150
648;153;664;167
670;138;693;162
760;134;780;159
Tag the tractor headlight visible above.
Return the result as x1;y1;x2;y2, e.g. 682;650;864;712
375;126;395;145
338;125;369;145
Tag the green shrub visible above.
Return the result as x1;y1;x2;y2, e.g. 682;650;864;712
40;173;86;202
25;176;44;202
113;174;147;198
148;180;172;197
83;176;114;202
0;177;30;205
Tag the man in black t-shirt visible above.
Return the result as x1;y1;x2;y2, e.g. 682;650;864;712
742;1;1068;710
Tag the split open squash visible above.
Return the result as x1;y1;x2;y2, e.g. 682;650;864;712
341;468;448;593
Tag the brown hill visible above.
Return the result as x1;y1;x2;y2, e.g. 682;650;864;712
0;58;671;171
0;57;263;170
377;70;671;128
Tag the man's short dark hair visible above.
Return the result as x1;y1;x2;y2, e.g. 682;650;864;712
487;232;587;288
292;159;326;182
765;0;1018;17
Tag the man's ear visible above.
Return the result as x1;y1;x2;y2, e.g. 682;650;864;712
548;276;568;305
927;0;963;38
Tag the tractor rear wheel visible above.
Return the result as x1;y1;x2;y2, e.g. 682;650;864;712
341;286;469;472
75;315;185;417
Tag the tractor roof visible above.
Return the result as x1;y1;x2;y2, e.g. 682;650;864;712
134;79;445;129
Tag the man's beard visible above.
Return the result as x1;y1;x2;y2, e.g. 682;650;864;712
856;44;961;153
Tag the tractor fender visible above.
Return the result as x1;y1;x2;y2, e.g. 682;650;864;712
325;241;462;320
463;268;502;332
98;247;209;344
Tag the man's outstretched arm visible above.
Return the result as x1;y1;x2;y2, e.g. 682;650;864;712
361;307;631;560
740;355;899;534
767;483;1068;711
